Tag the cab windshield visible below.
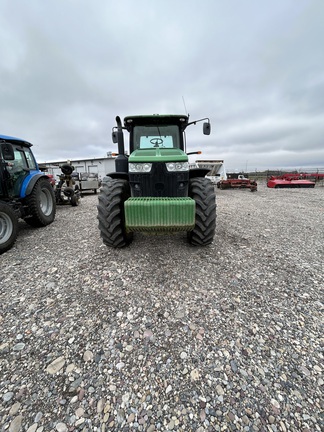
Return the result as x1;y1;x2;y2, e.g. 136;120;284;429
133;125;180;150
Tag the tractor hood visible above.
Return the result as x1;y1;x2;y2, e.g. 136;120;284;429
129;148;188;163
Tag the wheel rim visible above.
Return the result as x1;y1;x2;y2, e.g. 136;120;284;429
0;212;13;244
40;188;53;216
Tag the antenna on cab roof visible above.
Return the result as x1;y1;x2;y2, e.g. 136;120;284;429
182;96;189;118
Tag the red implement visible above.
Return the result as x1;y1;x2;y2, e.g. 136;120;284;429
267;175;315;188
217;174;257;192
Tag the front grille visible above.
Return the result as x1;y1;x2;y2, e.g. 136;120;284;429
129;162;189;197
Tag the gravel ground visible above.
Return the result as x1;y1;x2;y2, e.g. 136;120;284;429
0;182;323;432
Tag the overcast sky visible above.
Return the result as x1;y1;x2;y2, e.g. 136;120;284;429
1;0;323;171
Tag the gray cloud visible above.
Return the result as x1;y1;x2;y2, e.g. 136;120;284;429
0;0;323;171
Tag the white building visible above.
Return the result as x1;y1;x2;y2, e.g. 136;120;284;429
39;154;116;180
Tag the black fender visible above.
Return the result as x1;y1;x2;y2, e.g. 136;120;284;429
105;172;129;181
25;174;49;196
189;168;210;179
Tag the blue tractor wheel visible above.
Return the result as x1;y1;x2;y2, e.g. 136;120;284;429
0;202;19;254
25;178;56;227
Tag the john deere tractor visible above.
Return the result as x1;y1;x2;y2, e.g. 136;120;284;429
97;114;216;247
0;135;56;254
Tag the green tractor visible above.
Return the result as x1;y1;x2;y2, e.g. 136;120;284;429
97;114;216;247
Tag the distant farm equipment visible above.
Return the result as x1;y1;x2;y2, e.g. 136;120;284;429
266;172;324;188
55;163;81;206
193;160;227;185
217;173;257;192
72;172;99;195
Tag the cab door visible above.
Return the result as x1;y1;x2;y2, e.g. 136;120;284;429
9;147;30;197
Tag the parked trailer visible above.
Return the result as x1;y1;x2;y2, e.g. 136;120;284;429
72;172;99;194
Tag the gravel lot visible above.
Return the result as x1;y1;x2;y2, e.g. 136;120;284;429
1;182;323;432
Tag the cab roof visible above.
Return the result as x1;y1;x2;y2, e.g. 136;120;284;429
0;134;32;147
123;114;189;131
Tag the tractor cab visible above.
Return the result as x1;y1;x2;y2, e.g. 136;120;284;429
126;116;190;198
124;115;188;152
0;136;38;199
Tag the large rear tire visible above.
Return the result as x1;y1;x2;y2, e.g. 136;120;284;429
25;178;56;227
0;202;19;254
97;179;133;248
187;177;216;246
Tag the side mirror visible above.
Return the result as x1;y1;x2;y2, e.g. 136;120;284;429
0;142;15;160
203;122;211;135
112;131;118;143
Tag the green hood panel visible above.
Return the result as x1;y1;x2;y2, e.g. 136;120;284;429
125;197;195;232
129;148;188;163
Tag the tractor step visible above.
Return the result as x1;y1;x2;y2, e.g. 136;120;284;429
125;197;195;232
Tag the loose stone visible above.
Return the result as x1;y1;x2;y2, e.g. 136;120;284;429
46;356;65;374
13;343;25;351
3;392;14;402
9;402;21;415
83;350;94;361
56;423;68;432
9;415;23;432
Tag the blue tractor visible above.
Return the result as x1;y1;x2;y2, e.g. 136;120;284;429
0;134;56;254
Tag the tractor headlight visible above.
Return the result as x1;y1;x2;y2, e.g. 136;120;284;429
129;163;152;173
165;162;189;172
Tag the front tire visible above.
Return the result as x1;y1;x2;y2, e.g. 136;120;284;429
97;179;133;248
71;194;80;206
25;178;56;227
187;177;216;246
0;203;19;254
